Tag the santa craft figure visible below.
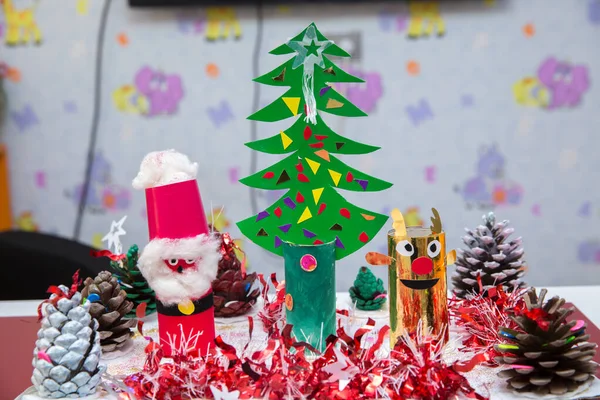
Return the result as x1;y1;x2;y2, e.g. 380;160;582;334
133;150;219;357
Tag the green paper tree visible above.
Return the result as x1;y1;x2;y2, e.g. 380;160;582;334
110;244;157;318
349;267;387;311
237;23;392;260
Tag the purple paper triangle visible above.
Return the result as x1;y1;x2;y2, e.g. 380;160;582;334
279;224;292;233
256;210;270;222
303;229;316;238
274;236;282;248
283;197;296;209
355;179;369;191
319;86;332;96
335;236;345;249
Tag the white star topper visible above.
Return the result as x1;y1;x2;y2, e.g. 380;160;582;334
102;215;127;254
286;24;332;73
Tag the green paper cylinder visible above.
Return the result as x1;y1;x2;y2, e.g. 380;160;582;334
282;241;336;352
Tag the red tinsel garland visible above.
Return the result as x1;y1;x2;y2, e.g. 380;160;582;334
119;275;489;400
449;282;526;365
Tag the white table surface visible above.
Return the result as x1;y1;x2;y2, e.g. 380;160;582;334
2;286;600;325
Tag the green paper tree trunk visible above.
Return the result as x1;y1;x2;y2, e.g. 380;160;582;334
283;241;335;351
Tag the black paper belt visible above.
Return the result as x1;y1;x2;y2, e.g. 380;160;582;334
156;293;214;316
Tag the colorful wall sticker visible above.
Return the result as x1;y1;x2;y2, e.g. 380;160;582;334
455;144;523;209
113;66;184;117
0;62;21;82
577;240;600;264
15;210;39;231
2;0;42;46
207;100;234;128
63;100;77;113
589;0;600;24
405;98;434;126
205;7;241;41
10;104;39;132
424;165;436;183
513;57;590;109
379;10;408;33
334;67;383;114
176;11;204;34
407;1;445;39
34;170;46;188
65;151;131;214
76;0;88;16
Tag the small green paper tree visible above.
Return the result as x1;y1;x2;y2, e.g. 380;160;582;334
349;267;387;311
237;23;392;259
110;244;156;318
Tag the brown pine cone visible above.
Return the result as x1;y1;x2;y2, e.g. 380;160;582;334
81;271;136;352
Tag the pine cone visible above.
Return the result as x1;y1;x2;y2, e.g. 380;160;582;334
81;271;136;352
211;231;260;317
349;266;387;311
32;287;105;397
452;212;526;298
495;288;598;395
110;244;157;317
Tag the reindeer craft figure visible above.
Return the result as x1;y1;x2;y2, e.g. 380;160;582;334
1;0;42;46
366;208;456;347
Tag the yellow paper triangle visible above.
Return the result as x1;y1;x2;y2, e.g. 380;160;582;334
282;97;300;116
297;207;312;224
305;158;321;174
312;188;324;204
326;98;344;109
328;169;342;186
280;131;293;150
314;149;330;162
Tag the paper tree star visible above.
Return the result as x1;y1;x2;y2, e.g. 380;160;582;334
286;24;332;73
322;346;359;391
209;385;240;400
102;215;127;254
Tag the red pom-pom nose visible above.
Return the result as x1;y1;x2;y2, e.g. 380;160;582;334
411;256;433;275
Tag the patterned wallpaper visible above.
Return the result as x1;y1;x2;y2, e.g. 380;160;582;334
1;0;599;289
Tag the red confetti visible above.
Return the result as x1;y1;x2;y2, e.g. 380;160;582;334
295;162;304;172
274;207;282;218
296;192;304;203
298;173;309;183
313;239;324;245
309;142;324;149
346;172;354;182
90;249;126;261
38;270;82;321
340;208;351;219
304;126;312;140
358;232;369;243
315;135;328;140
318;203;327;215
263;171;275;179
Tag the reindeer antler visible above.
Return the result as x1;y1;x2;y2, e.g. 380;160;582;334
430;207;442;234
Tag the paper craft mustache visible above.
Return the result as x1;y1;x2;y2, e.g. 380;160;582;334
366;208;456;347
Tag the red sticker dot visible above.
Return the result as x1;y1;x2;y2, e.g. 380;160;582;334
359;232;369;243
274;207;282;218
346;172;354;182
296;192;304;203
263;171;275;179
298;173;309;183
318;203;327;215
304;126;312;140
340;208;351;219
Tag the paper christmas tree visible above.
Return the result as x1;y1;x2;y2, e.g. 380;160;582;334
237;23;392;259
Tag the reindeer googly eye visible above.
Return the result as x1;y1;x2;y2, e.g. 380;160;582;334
427;240;442;258
168;259;178;266
396;240;414;257
185;259;195;265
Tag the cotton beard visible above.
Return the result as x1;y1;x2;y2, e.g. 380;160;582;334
137;235;220;305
